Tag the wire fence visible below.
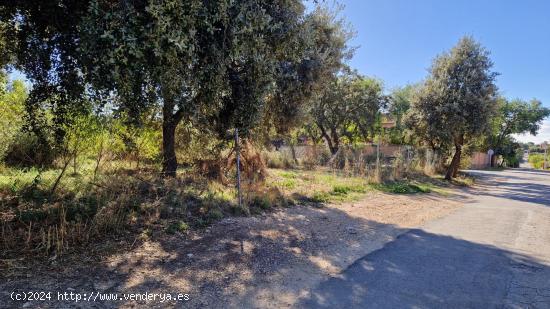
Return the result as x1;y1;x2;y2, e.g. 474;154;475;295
262;144;446;181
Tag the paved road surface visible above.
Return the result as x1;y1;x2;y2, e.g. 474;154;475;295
303;169;550;308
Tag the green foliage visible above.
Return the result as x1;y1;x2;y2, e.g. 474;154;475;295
529;153;547;169
0;76;57;167
369;182;431;194
298;5;362;154
3;131;55;167
310;73;386;154
310;191;331;203
250;195;272;210
406;36;498;179
389;84;418;144
486;98;550;162
118;123;161;164
0;21;14;67
2;2;91;151
166;221;190;235
497;99;550;137
4;0;328;177
0;77;27;160
332;184;366;195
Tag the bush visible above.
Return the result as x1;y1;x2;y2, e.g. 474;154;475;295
3;131;55;167
166;221;189;234
528;153;546;169
370;181;430;194
310;191;331;203
332;184;366;195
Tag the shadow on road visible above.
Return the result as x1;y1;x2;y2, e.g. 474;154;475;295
301;229;550;308
464;169;550;206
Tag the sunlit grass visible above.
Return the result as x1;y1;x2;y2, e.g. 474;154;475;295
267;168;445;205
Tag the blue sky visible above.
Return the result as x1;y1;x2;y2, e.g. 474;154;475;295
310;0;550;143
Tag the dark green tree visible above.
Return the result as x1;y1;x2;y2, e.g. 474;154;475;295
407;37;498;180
2;0;326;177
1;1;90;162
82;0;325;177
310;74;386;154
388;84;417;144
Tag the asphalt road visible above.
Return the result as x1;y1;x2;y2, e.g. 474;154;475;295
302;169;550;308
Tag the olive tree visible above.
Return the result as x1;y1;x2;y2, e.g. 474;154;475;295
310;74;386;154
1;1;89;158
80;0;324;177
2;1;324;177
408;37;498;180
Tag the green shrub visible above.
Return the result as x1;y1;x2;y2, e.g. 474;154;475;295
332;184;366;195
310;191;331;203
4;131;55;167
370;181;430;194
528;153;546;169
280;179;297;189
166;221;189;234
250;195;271;210
207;207;224;221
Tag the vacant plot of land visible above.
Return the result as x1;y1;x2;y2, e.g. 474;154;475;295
1;187;465;309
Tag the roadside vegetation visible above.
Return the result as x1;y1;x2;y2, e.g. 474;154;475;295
0;1;548;261
528;153;548;170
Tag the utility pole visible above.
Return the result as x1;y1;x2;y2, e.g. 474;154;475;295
235;128;242;208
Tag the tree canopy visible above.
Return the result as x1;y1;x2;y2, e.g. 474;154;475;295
407;36;498;179
2;0;335;176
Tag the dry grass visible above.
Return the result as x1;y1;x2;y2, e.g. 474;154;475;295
1;146;472;259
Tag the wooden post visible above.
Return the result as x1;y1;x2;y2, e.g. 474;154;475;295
235;128;242;208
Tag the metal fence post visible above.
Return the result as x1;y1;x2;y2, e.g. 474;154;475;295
235;128;242;208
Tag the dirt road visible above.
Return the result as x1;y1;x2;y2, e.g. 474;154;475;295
303;169;550;308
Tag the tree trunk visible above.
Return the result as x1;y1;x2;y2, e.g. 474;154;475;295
289;141;298;164
50;151;73;195
329;128;340;155
93;139;104;181
162;122;178;177
445;144;462;180
452;148;461;178
318;124;338;155
73;152;77;175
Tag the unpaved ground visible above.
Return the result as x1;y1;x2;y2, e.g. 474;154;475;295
1;191;465;308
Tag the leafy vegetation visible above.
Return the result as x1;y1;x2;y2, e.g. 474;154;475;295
0;1;547;259
529;153;548;170
406;37;498;180
369;182;431;194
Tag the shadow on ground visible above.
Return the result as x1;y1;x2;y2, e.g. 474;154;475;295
0;200;446;308
464;169;550;206
300;229;550;308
